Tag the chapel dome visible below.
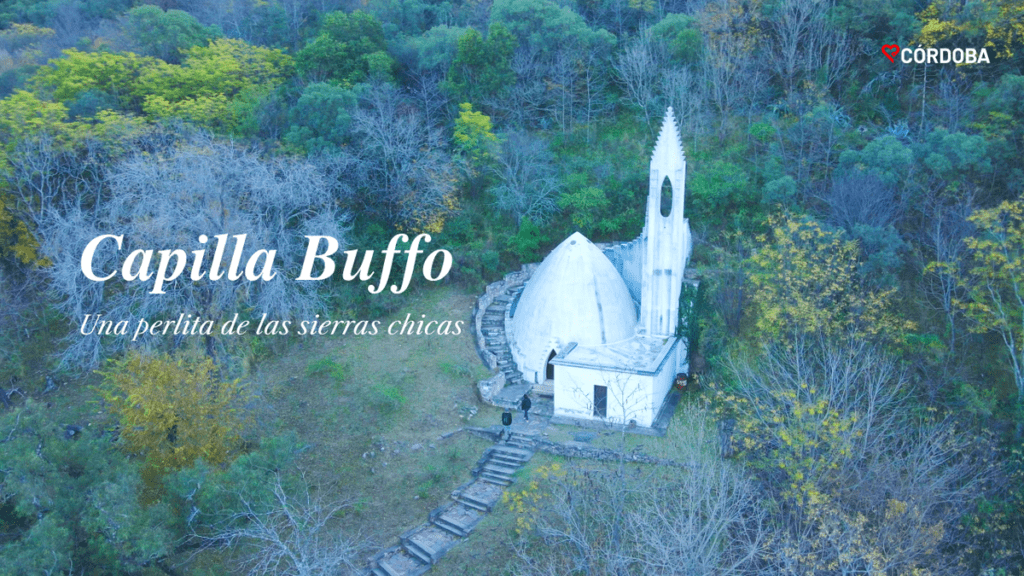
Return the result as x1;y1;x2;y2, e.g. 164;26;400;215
509;232;638;379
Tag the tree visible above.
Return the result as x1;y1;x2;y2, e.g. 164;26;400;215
489;0;615;55
919;0;1024;59
721;338;987;576
452;102;498;170
746;216;913;343
194;473;362;576
121;4;221;64
921;196;974;352
136;38;294;130
9;130;348;369
98;351;249;486
696;0;769;132
295;10;393;86
0;400;176;574
488;131;561;227
512;405;765;575
764;0;855;100
29;49;159;112
952;195;1024;415
350;81;459;233
283;82;357;152
445;24;516;108
170;435;365;576
614;31;662;128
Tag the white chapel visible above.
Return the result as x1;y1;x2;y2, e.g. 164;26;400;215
503;108;695;428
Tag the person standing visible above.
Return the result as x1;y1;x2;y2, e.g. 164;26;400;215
520;393;532;422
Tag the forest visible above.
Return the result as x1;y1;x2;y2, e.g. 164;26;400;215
0;0;1023;574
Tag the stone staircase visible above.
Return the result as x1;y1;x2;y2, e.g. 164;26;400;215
479;285;536;409
365;435;537;576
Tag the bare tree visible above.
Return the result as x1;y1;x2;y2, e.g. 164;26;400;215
512;404;765;576
10;130;349;370
351;81;459;230
824;169;903;231
696;0;770;133
921;196;975;352
661;65;708;145
489;131;561;227
725;337;988;575
614;31;662;129
191;473;364;576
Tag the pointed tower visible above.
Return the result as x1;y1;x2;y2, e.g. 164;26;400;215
640;108;691;338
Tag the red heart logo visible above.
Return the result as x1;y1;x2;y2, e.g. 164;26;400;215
882;44;900;63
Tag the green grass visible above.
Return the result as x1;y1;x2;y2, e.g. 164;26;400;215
175;287;496;568
304;357;350;382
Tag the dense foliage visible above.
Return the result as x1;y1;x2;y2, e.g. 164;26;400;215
0;0;1022;574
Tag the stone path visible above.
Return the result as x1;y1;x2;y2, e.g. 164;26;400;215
479;284;554;416
364;432;537;576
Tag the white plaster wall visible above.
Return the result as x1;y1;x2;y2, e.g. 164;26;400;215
554;365;657;427
649;342;683;421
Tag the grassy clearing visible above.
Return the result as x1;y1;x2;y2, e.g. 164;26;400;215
237;286;495;552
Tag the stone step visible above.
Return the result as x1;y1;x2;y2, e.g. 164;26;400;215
490;453;527;468
491;445;533;458
431;516;468;537
375;558;402;576
371;567;389;576
492;294;511;303
402;537;437;566
402;540;432;566
453;492;491;512
479;471;513;486
506;437;536;451
482;461;519;476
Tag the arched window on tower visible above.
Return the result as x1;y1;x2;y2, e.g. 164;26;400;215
660;176;672;217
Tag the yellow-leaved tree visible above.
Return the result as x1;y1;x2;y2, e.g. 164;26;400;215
951;195;1024;413
746;216;913;343
98;352;248;489
919;0;1024;59
452;102;498;170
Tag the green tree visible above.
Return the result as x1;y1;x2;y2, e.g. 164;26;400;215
489;0;615;54
0;400;175;574
283;82;357;152
135;38;293;129
689;157;759;230
29;49;159;112
122;5;221;64
649;13;703;64
445;24;516;106
295;10;393;86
